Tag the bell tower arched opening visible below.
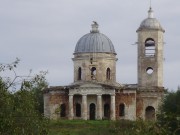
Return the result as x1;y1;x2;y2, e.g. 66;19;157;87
145;38;155;57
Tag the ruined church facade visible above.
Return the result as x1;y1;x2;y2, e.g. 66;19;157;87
44;8;165;121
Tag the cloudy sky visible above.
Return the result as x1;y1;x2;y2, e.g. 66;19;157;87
0;0;180;90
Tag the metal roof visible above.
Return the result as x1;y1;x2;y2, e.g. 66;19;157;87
74;22;116;54
137;7;165;32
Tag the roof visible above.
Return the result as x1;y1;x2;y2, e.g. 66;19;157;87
137;7;165;32
74;22;116;54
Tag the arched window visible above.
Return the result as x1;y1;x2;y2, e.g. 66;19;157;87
90;58;93;64
119;103;125;117
145;106;155;120
91;67;96;80
106;68;111;80
104;103;110;119
76;103;81;117
78;67;82;80
145;38;155;57
60;104;66;117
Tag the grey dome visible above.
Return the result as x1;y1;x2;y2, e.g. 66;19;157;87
137;8;165;32
74;22;116;54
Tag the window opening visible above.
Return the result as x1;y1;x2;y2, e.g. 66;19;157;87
119;103;125;117
106;68;111;80
60;104;66;117
146;67;153;75
91;67;96;80
76;103;81;117
90;58;93;64
78;67;82;80
145;38;155;57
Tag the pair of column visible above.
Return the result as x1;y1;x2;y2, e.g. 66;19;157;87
97;94;115;120
68;94;88;120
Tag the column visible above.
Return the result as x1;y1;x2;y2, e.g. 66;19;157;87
97;94;102;120
82;94;87;120
110;94;116;120
68;94;74;120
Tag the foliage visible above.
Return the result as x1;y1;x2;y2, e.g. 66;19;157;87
0;59;49;134
157;89;180;135
132;119;171;135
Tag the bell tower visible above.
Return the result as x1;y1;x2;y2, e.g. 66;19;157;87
136;7;165;88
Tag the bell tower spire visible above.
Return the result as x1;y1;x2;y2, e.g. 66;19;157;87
148;7;154;18
148;0;154;18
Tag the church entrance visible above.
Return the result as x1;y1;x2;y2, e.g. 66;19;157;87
104;103;110;119
76;103;81;117
90;103;96;120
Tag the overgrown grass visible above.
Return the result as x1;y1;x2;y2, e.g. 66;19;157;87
48;120;147;135
48;119;175;135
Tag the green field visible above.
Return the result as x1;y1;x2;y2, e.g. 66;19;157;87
48;120;155;135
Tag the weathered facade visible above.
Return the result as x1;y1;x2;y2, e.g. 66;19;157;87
44;8;165;121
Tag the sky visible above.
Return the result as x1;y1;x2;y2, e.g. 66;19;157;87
0;0;180;90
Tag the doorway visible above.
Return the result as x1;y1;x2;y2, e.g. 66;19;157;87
76;103;81;117
104;103;110;119
90;103;96;120
145;106;155;120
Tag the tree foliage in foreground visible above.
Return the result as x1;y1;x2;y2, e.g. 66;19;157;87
0;59;49;135
157;88;180;135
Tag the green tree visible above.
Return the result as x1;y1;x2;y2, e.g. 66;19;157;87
0;59;49;134
31;71;48;114
157;89;180;135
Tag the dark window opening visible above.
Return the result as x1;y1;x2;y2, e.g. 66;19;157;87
145;38;155;57
78;67;82;80
119;103;125;117
104;103;110;119
76;103;81;117
60;104;66;117
106;68;111;80
90;103;96;120
90;58;93;64
91;67;96;80
145;106;155;120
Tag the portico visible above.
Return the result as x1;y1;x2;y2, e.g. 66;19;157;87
68;83;116;120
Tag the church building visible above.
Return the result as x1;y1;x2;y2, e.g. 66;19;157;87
44;7;165;121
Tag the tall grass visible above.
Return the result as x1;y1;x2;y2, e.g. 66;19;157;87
48;119;171;135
